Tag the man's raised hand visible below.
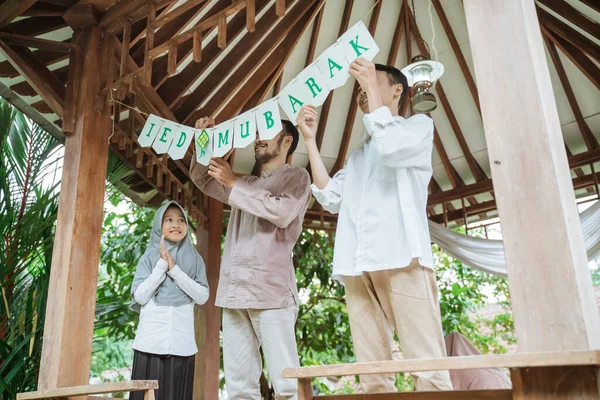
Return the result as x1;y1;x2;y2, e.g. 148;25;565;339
208;158;238;188
194;116;216;130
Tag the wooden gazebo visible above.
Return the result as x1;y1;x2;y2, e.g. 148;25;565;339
2;0;600;399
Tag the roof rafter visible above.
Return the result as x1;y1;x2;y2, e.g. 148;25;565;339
408;7;488;183
185;0;325;125
537;6;600;63
306;0;353;174
536;0;600;42
330;0;382;176
543;35;598;150
0;40;65;117
156;0;269;105
542;26;600;91
0;0;38;30
431;0;481;115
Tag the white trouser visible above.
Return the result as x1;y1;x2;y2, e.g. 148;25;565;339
223;306;300;399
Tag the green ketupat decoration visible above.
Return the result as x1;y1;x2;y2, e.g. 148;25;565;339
196;129;210;148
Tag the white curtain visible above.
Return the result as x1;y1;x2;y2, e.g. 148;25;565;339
429;200;600;277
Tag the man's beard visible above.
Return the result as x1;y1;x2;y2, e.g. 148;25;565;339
255;136;283;164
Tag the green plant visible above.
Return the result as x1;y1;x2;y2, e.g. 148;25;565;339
0;99;60;398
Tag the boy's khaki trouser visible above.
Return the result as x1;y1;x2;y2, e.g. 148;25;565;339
344;260;453;392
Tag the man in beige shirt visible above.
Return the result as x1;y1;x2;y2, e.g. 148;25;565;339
190;117;311;400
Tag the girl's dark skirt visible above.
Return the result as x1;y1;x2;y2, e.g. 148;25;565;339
130;350;195;400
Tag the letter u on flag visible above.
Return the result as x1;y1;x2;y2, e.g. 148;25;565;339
213;120;234;158
256;98;283;140
138;114;165;147
340;20;380;64
234;109;257;149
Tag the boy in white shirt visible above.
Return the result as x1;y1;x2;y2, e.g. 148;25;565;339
297;58;452;392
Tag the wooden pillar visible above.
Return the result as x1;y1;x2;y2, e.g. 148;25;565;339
38;25;113;390
193;197;223;400
463;0;600;396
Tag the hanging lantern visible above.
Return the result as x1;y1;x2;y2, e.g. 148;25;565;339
401;55;444;114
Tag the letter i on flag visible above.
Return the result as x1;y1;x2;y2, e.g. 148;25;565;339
213;120;234;158
168;124;195;160
194;128;213;166
256;98;283;140
340;20;380;63
138;114;165;147
234;109;257;149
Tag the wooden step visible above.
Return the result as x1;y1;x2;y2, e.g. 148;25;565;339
313;390;512;399
284;350;600;378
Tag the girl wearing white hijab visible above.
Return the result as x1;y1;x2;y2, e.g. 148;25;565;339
130;201;209;400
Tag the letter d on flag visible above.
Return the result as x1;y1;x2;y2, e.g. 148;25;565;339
168;124;194;160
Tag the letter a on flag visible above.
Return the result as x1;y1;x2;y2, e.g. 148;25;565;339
256;98;283;140
315;44;351;89
234;109;257;149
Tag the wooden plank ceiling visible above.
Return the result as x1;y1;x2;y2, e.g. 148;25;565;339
0;0;599;230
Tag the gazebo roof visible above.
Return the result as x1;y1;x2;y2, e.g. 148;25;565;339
1;0;599;229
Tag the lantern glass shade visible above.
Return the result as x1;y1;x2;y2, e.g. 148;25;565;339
410;64;432;86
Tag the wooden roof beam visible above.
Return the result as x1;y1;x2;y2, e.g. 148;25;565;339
428;147;600;205
399;0;412;116
580;0;600;14
155;0;269;105
408;9;488;182
542;26;600;91
130;0;211;67
175;0;303;123
304;6;324;66
543;35;598;150
331;0;382;176
21;2;66;17
306;0;353;175
537;0;600;42
386;2;405;66
0;0;38;30
537;6;600;63
0;42;70;79
146;0;250;60
0;32;75;53
5;16;67;36
0;40;65;117
431;0;481;115
98;0;174;33
185;0;325;125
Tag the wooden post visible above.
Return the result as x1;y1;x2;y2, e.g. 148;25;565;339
38;25;112;390
463;0;600;396
193;197;223;400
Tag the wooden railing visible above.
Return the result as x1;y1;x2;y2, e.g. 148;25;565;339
17;380;158;400
283;350;600;399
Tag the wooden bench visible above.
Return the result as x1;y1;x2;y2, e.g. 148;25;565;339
17;380;159;399
283;350;600;399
